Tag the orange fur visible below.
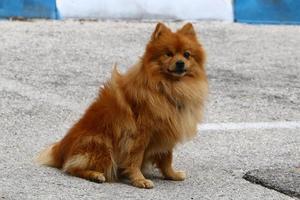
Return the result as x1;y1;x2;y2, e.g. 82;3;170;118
36;22;208;189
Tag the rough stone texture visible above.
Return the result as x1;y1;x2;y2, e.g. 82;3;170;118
244;168;300;198
0;20;299;199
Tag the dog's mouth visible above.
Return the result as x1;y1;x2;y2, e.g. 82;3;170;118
167;68;187;77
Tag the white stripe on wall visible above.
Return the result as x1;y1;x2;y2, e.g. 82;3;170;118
57;0;233;21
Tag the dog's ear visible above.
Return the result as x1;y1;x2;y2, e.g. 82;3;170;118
151;22;171;40
177;23;197;39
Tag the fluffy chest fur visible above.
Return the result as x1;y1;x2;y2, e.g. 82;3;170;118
148;82;205;153
145;104;200;156
118;67;207;154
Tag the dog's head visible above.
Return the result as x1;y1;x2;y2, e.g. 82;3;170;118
142;22;206;81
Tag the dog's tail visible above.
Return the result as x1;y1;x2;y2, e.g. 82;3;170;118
35;142;62;168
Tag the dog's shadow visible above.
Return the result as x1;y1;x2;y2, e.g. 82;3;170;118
39;165;172;188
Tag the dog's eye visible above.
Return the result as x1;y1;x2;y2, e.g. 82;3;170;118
183;51;190;59
166;51;174;57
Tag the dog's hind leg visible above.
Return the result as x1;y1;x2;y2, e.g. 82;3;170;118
67;168;106;183
62;138;117;183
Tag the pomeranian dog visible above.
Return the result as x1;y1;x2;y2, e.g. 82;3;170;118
36;22;208;189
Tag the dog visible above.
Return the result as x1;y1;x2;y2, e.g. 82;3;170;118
36;22;208;189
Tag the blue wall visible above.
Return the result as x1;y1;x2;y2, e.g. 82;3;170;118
235;0;300;24
0;0;59;19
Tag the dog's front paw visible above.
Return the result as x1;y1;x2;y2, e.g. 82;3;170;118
132;179;154;189
165;170;186;181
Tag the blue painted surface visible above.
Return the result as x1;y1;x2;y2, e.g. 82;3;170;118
235;0;300;24
0;0;59;19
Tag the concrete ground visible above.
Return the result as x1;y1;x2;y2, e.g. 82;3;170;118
0;20;299;199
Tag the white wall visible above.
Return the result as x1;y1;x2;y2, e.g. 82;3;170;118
57;0;233;21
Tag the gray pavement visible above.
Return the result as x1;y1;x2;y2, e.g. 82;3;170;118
0;20;300;199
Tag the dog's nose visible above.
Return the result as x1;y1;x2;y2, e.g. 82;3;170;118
175;60;185;71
